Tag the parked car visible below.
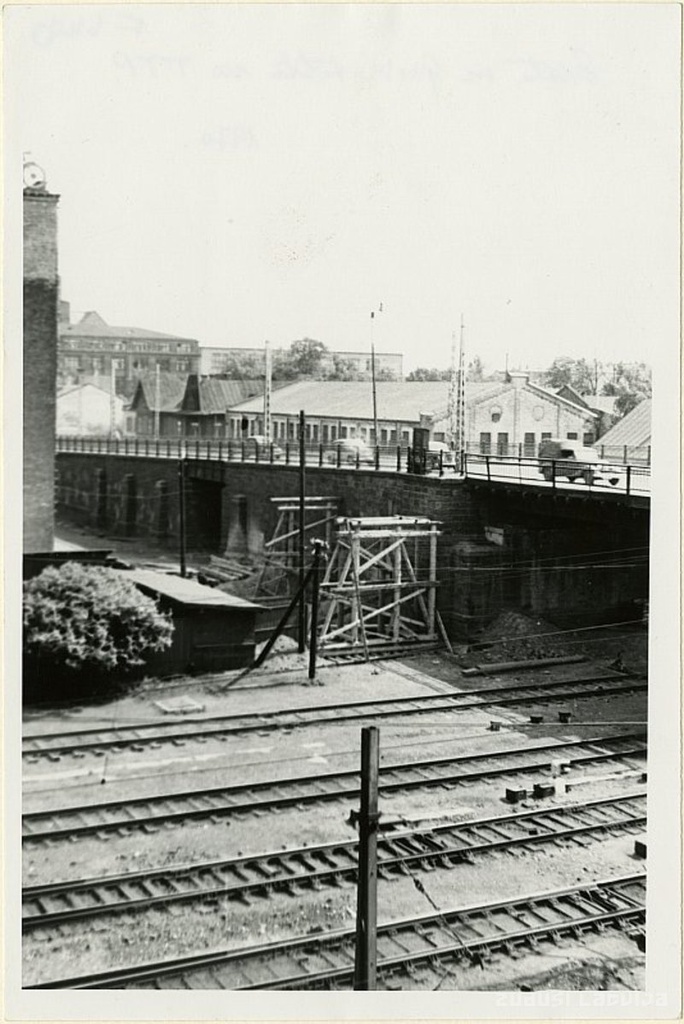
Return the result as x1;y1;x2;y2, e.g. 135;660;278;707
538;439;620;486
425;441;458;473
245;435;284;460
326;438;375;465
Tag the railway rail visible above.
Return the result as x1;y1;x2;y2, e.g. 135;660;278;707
28;873;646;989
23;792;646;932
23;671;646;764
23;732;646;845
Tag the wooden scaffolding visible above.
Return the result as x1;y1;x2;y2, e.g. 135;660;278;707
317;516;441;658
256;496;337;599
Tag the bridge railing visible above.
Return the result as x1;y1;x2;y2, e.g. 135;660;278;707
55;436;650;495
463;452;650;495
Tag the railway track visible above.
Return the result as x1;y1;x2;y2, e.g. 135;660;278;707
28;873;646;989
22;671;645;764
22;732;646;845
23;792;646;931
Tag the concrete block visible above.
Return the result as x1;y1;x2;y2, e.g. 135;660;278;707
558;710;572;723
506;787;527;804
489;721;501;732
530;714;544;724
634;839;647;859
533;782;556;799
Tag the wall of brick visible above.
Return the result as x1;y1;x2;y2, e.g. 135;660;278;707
24;190;59;552
55;453;650;639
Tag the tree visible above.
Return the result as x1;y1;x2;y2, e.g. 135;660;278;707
467;355;486;382
23;563;174;674
375;366;399;382
406;367;450;381
212;352;266;380
288;338;328;377
324;355;365;381
601;362;652;416
542;356;596;395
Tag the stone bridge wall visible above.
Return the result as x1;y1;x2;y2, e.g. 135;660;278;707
55;453;649;640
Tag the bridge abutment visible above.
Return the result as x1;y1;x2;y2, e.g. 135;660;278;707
55;453;649;642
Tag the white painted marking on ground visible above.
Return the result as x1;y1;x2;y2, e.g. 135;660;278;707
25;745;275;782
307;756;329;765
301;742;326;748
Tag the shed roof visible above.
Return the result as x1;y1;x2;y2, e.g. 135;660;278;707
122;568;262;609
595;399;652;447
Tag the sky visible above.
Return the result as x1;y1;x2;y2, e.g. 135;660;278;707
5;3;681;374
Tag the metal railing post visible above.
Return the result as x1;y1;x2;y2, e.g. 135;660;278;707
485;455;490;481
375;445;380;471
626;465;632;495
396;446;401;472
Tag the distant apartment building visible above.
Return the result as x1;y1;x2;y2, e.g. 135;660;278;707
58;307;200;394
200;345;403;379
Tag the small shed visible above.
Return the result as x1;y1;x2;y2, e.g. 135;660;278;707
121;568;262;674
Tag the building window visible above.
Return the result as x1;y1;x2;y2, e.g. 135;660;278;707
340;425;348;439
524;432;535;456
401;430;410;444
479;432;491;454
583;432;595;446
541;432;552;441
497;432;509;455
491;405;502;423
566;432;578;440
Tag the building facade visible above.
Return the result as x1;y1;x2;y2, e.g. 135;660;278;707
57;382;126;436
227;376;598;453
58;308;200;393
130;374;265;439
24;177;59;551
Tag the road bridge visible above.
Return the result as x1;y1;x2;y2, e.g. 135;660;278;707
55;439;650;640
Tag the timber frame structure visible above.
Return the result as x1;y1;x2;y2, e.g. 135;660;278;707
318;516;441;657
256;496;337;598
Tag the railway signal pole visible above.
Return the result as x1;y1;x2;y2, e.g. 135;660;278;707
353;725;380;990
298;410;307;653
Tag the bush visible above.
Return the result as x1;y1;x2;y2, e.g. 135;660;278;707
23;562;174;673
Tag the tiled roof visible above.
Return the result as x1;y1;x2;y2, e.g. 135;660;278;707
228;380;503;421
595;399;652;448
61;311;198;343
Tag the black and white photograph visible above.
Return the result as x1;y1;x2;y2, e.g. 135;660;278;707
3;2;681;1019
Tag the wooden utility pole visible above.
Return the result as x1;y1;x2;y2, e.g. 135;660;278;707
354;725;380;990
308;539;324;681
178;457;187;578
298;410;307;653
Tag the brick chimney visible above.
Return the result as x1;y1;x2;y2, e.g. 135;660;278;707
24;177;60;552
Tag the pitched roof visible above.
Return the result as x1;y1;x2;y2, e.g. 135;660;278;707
197;378;264;413
228;380;503;421
595;399;652;448
130;373;188;413
61;311;198;344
